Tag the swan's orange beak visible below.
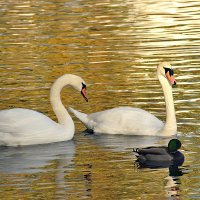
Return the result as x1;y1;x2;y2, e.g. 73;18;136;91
166;71;176;86
81;88;88;102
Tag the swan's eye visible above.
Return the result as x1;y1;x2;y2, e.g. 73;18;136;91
82;82;86;89
164;67;174;76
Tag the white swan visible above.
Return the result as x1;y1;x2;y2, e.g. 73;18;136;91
0;74;88;146
69;62;177;136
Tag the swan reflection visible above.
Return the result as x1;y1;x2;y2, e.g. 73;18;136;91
0;140;75;173
84;131;173;151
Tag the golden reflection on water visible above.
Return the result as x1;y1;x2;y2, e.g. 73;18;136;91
0;0;200;199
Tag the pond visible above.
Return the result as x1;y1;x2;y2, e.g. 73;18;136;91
0;0;200;199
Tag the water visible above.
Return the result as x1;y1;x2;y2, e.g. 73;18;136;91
0;0;200;199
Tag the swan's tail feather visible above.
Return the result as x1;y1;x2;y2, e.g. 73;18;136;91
68;107;89;126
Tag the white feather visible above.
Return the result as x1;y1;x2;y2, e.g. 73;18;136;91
0;74;86;146
69;62;177;136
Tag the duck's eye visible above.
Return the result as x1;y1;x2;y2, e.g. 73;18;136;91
82;82;86;89
164;67;174;76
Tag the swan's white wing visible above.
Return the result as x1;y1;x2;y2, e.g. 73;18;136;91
88;106;164;135
0;108;65;146
0;108;57;134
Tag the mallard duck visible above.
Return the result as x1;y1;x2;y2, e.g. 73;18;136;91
133;139;184;168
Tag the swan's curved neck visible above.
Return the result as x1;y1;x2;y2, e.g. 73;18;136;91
158;75;177;135
50;75;74;132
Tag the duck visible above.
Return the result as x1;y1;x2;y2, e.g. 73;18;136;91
133;139;184;168
0;74;88;146
68;62;177;136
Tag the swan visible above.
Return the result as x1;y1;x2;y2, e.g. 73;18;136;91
0;74;88;146
68;62;177;136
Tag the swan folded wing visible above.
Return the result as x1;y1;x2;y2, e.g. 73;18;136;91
0;109;56;134
88;107;163;134
0;108;67;146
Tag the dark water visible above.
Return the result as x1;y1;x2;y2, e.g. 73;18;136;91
0;0;200;199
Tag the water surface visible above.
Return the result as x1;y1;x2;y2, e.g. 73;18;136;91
0;0;200;199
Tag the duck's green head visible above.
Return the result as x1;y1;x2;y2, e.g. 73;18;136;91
168;139;181;153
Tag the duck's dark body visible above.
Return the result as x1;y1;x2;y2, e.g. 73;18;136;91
133;139;184;168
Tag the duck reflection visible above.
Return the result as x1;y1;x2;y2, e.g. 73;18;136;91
0;140;75;173
83;164;93;198
165;166;183;200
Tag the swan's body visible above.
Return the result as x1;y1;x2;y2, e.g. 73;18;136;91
0;74;88;146
69;107;163;135
0;108;71;146
69;62;177;136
